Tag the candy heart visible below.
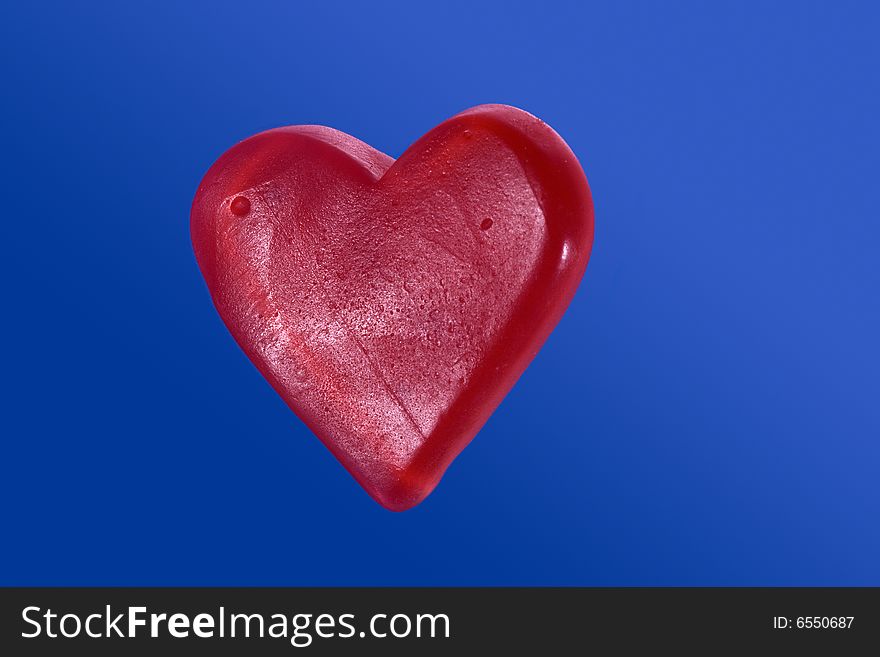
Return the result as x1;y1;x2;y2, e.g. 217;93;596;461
191;104;593;511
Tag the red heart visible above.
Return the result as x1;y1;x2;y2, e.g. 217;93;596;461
191;105;593;511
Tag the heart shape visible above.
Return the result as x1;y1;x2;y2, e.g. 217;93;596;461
191;105;593;510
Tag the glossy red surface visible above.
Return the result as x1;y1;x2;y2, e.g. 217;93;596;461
191;105;594;510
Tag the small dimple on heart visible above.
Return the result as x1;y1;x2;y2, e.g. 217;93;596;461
230;196;251;216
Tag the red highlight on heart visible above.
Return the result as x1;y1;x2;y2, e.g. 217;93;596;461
191;105;594;510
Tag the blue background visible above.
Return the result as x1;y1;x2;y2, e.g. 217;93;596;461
1;1;878;585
